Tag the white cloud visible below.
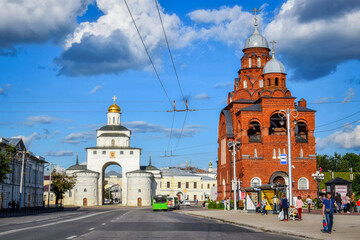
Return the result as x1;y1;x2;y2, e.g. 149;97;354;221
316;123;360;150
25;115;72;126
342;88;355;103
313;96;334;104
215;82;232;88
194;93;210;99
88;84;103;95
11;132;40;147
55;0;197;76
0;0;92;56
45;151;75;157
62;131;95;144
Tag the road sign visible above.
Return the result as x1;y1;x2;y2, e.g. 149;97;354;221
280;154;287;165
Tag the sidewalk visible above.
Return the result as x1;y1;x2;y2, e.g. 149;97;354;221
179;209;360;240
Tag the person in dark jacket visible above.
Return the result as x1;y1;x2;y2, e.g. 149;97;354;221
334;193;342;213
281;194;289;221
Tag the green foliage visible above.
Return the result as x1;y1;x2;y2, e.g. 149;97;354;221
207;201;224;209
0;145;15;183
353;174;360;198
317;152;360;172
320;172;353;190
51;169;76;205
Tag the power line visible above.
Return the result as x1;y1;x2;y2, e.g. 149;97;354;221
173;110;188;153
124;0;173;108
154;0;185;102
315;118;360;133
316;110;360;128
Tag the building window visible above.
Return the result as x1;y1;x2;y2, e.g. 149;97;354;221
298;177;309;190
138;189;141;193
275;77;279;86
283;149;286;154
130;151;134;155
254;148;258;158
207;184;210;189
213;184;215;187
243;80;247;88
201;195;203;200
278;149;281;159
120;151;124;155
167;182;170;188
102;151;106;155
295;122;308;143
259;79;263;88
178;182;181;188
84;188;87;192
251;177;261;187
267;78;270;86
186;182;189;188
194;182;197;189
50;194;54;201
118;117;120;124
257;57;261;67
201;184;203;189
300;148;304;158
248;121;261;142
269;112;286;135
273;149;276;159
93;151;97;155
113;117;115;124
194;195;197;201
249;58;252;68
111;139;115;146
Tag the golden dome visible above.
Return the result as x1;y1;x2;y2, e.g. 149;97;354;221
108;96;121;113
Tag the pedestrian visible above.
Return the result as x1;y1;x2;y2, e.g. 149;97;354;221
261;197;268;215
306;195;312;213
322;192;339;234
281;194;289;221
16;202;19;213
272;195;279;214
223;199;227;211
227;198;230;211
334;193;342;213
296;195;303;220
356;198;360;213
11;200;15;212
351;193;355;212
345;193;351;213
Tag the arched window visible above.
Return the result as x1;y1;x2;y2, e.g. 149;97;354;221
269;112;286;135
251;177;261;187
300;148;304;158
275;77;279;86
295;121;308;143
113;117;115;124
248;121;261;142
273;149;276;159
249;58;252;68
267;78;271;86
298;177;309;190
259;79;263;88
111;139;115;146
243;80;247;88
257;57;261;67
283;149;286;154
118;117;120;124
84;188;87;192
278;149;281;159
254;148;258;158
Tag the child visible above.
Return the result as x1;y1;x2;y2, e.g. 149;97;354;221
356;198;360;213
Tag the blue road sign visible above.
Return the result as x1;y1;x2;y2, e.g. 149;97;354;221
280;154;287;165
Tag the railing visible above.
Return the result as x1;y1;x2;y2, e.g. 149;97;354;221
249;135;262;143
0;206;64;218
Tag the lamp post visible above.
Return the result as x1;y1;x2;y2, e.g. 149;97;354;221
312;170;324;208
16;150;31;211
46;163;54;208
278;109;298;206
228;141;241;211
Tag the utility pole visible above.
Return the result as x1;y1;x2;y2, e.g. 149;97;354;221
47;163;53;208
19;150;27;210
228;141;241;211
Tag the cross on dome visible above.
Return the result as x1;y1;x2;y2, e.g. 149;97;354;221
270;40;277;58
250;8;261;27
112;95;117;103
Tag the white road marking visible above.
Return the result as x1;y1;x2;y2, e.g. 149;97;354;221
89;228;95;231
0;210;118;237
102;223;106;225
66;236;77;240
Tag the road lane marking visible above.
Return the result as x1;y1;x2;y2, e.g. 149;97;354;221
0;210;118;237
102;223;106;225
89;228;95;231
66;236;77;239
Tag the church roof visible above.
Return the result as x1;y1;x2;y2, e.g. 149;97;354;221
240;104;262;112
221;110;234;138
295;105;316;112
99;133;128;137
263;58;286;74
67;164;87;171
98;125;129;131
140;165;159;171
244;30;269;49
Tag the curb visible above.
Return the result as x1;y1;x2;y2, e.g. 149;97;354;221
178;212;325;240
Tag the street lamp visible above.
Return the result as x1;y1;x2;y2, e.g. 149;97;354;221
228;141;241;211
45;163;54;208
15;150;31;211
278;109;298;206
312;170;324;208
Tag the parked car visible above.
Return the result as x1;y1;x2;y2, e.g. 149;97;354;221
183;201;191;206
104;199;111;205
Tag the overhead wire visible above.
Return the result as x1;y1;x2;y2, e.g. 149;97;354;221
173;110;188;153
315;118;360;133
316;110;360;128
167;111;176;151
124;0;173;108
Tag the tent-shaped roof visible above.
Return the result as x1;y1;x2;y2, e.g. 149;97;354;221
325;177;350;185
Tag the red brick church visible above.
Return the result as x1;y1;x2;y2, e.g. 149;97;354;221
217;10;317;202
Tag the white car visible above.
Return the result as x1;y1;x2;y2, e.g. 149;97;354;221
183;201;191;206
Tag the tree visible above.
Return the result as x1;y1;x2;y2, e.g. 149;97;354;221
0;145;15;183
51;170;76;206
352;174;360;198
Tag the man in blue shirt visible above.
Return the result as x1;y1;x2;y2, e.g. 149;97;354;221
322;192;340;233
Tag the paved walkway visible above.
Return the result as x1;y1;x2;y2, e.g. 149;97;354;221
179;210;360;240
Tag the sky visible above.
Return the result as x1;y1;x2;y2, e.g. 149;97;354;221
0;0;359;172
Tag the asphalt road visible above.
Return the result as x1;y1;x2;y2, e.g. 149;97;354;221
0;208;298;240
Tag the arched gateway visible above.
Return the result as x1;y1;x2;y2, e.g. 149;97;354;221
86;96;141;205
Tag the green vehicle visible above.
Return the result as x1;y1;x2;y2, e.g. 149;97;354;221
152;195;168;211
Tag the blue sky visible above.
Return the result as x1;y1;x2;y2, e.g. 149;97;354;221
0;0;359;172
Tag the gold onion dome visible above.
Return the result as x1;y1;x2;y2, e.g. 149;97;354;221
108;96;121;113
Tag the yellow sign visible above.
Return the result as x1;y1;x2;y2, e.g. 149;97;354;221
184;189;187;193
262;190;275;210
110;151;115;158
